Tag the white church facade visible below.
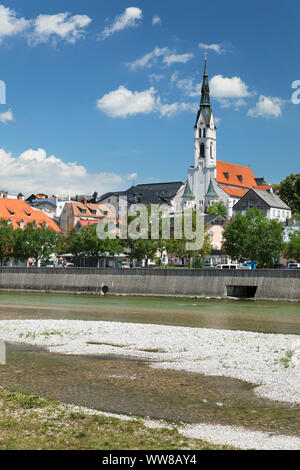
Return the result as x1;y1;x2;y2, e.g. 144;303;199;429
173;58;278;218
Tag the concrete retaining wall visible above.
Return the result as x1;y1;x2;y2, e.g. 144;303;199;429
0;267;299;300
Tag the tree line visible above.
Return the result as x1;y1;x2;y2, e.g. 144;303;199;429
0;205;299;267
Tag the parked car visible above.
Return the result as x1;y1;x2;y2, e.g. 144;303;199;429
287;262;300;269
215;264;239;269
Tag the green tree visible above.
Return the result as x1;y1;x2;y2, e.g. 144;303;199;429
222;207;284;268
13;223;60;265
273;173;300;215
0;219;15;266
207;201;227;218
69;224;123;265
283;230;300;262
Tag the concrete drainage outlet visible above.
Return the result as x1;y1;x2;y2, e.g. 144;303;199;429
101;286;109;295
226;285;257;299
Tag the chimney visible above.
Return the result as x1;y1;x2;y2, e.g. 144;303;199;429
3;192;8;199
17;193;23;200
83;197;87;205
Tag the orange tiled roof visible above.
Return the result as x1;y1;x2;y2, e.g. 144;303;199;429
218;185;248;197
216;161;271;190
0;198;60;232
70;202;115;219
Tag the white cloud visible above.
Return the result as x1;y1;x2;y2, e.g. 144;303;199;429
163;52;194;67
158;100;197;118
152;15;162;26
0;148;124;196
247;95;283;118
126;46;193;70
176;77;202;96
149;73;165;83
127;46;169;71
100;7;142;40
0;108;13;123
0;6;91;46
29;13;92;45
210;75;251;99
0;5;30;42
198;42;225;54
97;85;196;119
97;86;157;118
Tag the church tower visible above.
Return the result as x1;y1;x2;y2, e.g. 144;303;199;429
194;57;216;170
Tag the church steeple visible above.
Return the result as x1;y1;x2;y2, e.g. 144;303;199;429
193;57;216;170
200;56;210;107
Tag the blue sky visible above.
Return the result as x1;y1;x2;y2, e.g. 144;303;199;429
0;0;299;196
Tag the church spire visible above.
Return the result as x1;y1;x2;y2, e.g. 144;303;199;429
200;56;211;107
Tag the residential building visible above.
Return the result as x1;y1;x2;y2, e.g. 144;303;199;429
0;193;60;232
233;188;291;221
27;195;71;222
59;201;114;233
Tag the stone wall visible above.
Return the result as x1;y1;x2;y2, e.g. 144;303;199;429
0;267;299;300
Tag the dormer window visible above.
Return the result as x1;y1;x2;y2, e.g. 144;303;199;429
7;208;15;215
237;175;243;183
20;220;25;229
23;209;31;217
223;172;229;180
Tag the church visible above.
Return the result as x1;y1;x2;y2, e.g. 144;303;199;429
98;59;290;221
172;58;275;217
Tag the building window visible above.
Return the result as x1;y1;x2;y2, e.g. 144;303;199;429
199;128;201;138
203;128;206;138
210;142;213;158
200;143;205;157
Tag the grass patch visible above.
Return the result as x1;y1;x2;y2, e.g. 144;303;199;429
279;350;293;369
0;389;234;450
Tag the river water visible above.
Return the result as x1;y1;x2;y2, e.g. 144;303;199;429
0;291;299;334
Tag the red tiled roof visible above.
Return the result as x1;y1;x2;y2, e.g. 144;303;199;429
216;161;271;190
0;199;60;232
218;185;248;197
77;219;99;227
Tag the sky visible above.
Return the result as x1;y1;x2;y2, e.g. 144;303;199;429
0;0;299;196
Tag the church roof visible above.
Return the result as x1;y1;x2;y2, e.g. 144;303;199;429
218;185;248;198
206;179;218;197
182;180;195;199
216;161;272;190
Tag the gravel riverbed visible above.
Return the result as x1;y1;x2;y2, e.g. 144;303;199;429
0;319;299;404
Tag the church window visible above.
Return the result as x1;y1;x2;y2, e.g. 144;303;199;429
210;142;213;158
199;128;201;138
203;128;206;138
200;143;205;157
